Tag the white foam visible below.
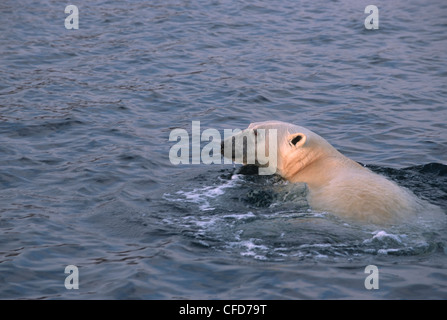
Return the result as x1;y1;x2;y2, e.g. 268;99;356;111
234;239;269;260
164;174;242;211
378;248;401;255
363;230;404;245
222;211;256;220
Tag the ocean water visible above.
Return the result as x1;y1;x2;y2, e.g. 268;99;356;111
0;0;446;299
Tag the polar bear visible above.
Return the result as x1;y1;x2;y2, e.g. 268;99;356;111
222;120;426;224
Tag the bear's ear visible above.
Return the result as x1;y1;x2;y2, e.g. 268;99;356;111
288;133;306;148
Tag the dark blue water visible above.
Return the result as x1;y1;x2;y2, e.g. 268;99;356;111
1;0;446;299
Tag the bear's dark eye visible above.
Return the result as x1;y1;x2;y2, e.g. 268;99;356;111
291;135;302;146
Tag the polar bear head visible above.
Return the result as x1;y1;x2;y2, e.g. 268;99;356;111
221;120;338;177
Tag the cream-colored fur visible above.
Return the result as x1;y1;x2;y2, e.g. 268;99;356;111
226;120;423;224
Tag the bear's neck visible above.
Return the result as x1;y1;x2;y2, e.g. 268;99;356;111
281;148;352;189
283;156;333;188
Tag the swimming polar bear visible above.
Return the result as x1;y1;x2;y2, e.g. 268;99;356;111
221;120;430;224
